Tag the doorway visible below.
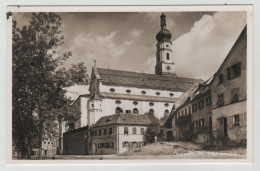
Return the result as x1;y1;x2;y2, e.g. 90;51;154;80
218;117;227;137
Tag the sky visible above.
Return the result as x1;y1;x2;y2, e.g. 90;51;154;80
13;11;247;99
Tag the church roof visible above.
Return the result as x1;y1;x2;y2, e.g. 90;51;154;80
98;92;176;102
96;68;203;92
93;114;152;127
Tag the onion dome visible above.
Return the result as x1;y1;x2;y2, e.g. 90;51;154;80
156;13;172;42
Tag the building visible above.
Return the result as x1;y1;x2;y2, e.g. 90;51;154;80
88;114;152;155
71;13;202;129
211;26;247;143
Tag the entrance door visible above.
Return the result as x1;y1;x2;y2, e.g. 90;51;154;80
218;118;227;137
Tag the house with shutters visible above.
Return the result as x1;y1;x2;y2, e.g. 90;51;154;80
210;25;247;143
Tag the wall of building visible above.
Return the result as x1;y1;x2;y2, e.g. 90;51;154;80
89;125;118;155
211;28;247;141
88;98;174;125
212;101;247;141
80;97;89;127
118;125;146;153
99;83;183;99
63;127;88;155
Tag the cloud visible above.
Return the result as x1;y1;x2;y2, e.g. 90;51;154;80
129;28;144;37
172;12;246;80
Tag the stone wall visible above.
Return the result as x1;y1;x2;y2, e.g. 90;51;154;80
63;126;88;155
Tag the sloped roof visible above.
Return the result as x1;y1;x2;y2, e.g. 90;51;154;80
99;92;177;103
96;68;203;92
93;114;152;127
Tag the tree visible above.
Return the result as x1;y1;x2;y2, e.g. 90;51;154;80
12;12;89;159
145;113;161;143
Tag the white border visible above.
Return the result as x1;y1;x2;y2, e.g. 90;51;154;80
5;5;253;165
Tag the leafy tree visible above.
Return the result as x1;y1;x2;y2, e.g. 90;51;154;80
145;113;161;143
12;12;89;159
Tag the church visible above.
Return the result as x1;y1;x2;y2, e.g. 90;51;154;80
71;13;203;130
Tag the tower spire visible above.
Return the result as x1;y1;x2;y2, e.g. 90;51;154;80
155;13;176;76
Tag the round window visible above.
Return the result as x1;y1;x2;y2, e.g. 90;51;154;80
141;91;146;95
156;92;160;96
167;66;171;70
169;93;174;97
164;103;169;107
110;88;115;93
115;100;121;105
133;101;138;105
126;89;131;93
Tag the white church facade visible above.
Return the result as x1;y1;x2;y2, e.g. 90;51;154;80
71;13;203;129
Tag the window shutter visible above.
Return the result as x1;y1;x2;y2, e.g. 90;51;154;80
238;62;241;76
228;116;233;128
227;67;231;79
241;113;247;127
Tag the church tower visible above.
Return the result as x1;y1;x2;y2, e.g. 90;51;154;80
155;13;176;76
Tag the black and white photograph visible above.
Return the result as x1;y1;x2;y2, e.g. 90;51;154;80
7;6;253;163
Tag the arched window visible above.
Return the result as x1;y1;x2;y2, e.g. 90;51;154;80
149;102;154;106
156;92;160;96
115;100;121;104
133;108;139;114
164;109;169;116
115;107;123;114
133;101;138;105
166;53;169;60
149;109;154;115
141;91;146;95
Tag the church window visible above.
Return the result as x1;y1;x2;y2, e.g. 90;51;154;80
115;100;121;104
141;91;146;95
133;101;138;105
149;102;154;106
149;109;154;115
126;89;131;93
164;103;169;107
126;110;131;114
115;107;123;114
166;53;170;60
169;93;174;97
156;92;160;96
110;88;115;93
164;109;169;116
133;108;139;114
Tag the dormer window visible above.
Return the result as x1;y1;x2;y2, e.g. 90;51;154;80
110;88;115;93
126;89;131;93
141;91;146;95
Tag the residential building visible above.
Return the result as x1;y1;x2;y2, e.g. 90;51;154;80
211;26;247;143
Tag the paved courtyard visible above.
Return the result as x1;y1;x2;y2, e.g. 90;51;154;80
47;141;246;160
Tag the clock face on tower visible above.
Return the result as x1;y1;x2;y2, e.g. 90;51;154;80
167;66;171;70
